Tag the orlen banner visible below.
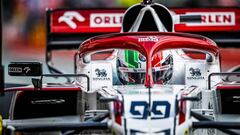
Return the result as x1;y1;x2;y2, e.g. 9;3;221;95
50;9;123;33
50;8;240;33
173;8;240;32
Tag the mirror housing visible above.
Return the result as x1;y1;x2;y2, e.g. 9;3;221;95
8;62;42;76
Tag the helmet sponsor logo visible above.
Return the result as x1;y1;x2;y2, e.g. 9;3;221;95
138;54;146;62
138;36;159;42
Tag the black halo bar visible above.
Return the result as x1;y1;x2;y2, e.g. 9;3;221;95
191;111;239;135
5;122;108;132
193;121;240;129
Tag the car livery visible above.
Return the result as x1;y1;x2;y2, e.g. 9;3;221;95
1;0;240;135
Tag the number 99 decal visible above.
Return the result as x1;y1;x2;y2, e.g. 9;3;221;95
130;101;170;119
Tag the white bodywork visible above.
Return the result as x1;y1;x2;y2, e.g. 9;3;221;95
74;46;221;135
73;3;222;133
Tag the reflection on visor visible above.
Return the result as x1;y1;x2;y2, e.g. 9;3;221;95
118;65;172;84
118;65;171;73
117;50;173;85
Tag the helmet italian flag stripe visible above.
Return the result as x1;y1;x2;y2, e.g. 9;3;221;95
125;50;139;68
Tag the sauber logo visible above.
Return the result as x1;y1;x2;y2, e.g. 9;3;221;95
93;68;110;81
138;36;159;42
186;12;235;26
58;11;85;29
90;13;123;27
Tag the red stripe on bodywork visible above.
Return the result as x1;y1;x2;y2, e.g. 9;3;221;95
5;87;81;92
216;85;240;90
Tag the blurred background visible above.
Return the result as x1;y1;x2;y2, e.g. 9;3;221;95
2;0;240;84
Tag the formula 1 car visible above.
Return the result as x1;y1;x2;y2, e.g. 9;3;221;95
1;0;240;135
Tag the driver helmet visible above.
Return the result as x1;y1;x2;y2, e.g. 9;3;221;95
117;49;173;85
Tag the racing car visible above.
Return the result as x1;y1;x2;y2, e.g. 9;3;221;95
1;0;240;135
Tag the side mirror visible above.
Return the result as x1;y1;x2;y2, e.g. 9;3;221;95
8;62;42;76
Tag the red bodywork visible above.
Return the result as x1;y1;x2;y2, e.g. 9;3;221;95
217;85;240;90
78;32;219;87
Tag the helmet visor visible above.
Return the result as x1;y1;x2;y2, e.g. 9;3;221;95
117;50;173;85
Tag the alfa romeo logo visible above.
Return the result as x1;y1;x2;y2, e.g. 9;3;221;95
95;68;107;77
189;67;201;76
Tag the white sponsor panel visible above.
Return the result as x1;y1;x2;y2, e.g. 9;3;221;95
90;13;123;27
91;63;113;89
185;63;206;87
185;12;235;26
124;93;175;134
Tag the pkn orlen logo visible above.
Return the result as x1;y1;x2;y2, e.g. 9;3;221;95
187;67;204;80
93;68;110;81
58;11;85;29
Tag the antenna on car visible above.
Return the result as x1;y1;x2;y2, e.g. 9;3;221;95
142;0;153;4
